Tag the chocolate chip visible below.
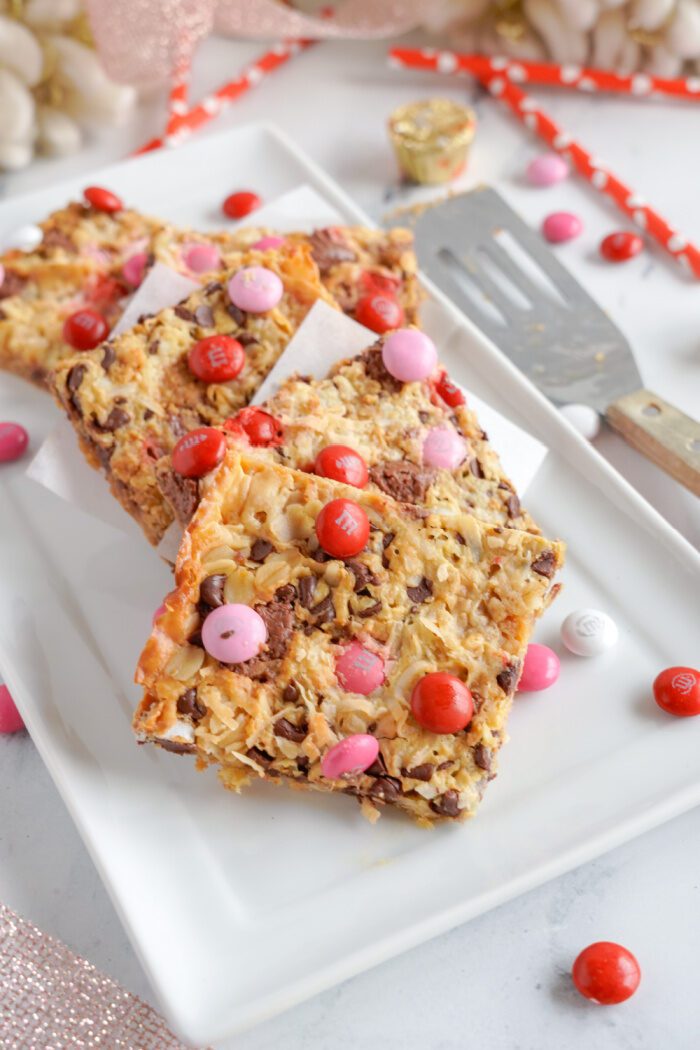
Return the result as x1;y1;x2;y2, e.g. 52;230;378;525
308;228;358;273
101;343;116;371
236;332;258;347
406;577;433;604
93;406;130;432
137;312;154;325
250;538;273;562
0;270;27;300
283;680;299;703
382;531;395;550
274;717;307;743
246;746;273;769
148;340;160;356
473;743;491;771
358;601;382;618
174;305;195;322
469;457;485;479
496;662;519;694
158;739;196;755
401;763;434;781
143;409;154;421
418;410;430;423
310;594;334;624
365;752;387;777
157;469;199;524
195;304;214;327
177;688;206;722
200;574;226;608
368;775;401;804
226;303;245;325
296;755;310;775
346;561;379;593
251;589;296;661
531;550;557;578
507;492;521;519
66;363;86;395
204;281;223;294
360;345;402;391
369;460;435;504
429;790;461;818
298;574;318;609
274;584;296;603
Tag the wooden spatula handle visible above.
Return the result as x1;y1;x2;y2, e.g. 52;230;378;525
606;388;700;497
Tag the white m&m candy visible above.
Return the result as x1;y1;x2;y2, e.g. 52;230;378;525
561;608;618;656
1;224;43;252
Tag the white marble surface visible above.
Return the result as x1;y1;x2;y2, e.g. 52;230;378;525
1;33;699;1050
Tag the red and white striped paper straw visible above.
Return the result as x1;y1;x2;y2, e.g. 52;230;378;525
389;47;700;103
389;48;700;279
166;54;191;133
134;38;313;155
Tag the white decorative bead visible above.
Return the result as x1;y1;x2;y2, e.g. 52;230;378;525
559;403;601;440
561;609;619;656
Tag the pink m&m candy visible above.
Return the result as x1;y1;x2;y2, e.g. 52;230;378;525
422;426;467;470
0;264;4;289
122;251;149;288
526;154;569;187
518;643;560;692
202;603;267;663
335;642;385;695
542;212;583;244
382;329;437;382
0;422;28;463
182;242;221;273
228;266;283;313
251;235;286;251
321;734;379;779
0;685;24;734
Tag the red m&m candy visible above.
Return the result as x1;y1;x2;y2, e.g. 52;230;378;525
225;407;283;447
0;684;24;734
222;191;261;220
314;445;369;488
172;427;226;478
410;672;473;734
83;186;123;213
572;942;641;1005
0;422;28;463
315;498;369;558
434;370;465;408
188;335;245;384
63;309;109;350
355;293;404;334
600;231;643;263
653;666;700;717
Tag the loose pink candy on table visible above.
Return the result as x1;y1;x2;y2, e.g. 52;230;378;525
526;154;569;187
181;242;221;273
422;426;467;470
201;603;267;663
122;251;148;287
335;641;385;695
228;266;283;313
518;643;561;692
381;328;437;382
0;422;28;463
321;734;380;779
542;212;583;244
251;235;286;251
0;685;24;734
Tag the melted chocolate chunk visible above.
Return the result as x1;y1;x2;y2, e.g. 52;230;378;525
250;538;273;562
200;573;226;609
298;574;318;609
310;594;335;624
93;406;130;432
406;577;433;604
365;753;387;777
173;305;195;322
361;346;402;391
0;270;27;300
195;304;214;327
246;746;273;769
429;790;461;818
368;775;402;804
253;591;295;660
401;763;434;781
496;663;520;695
507;492;521;519
308;228;358;273
283;680;299;703
369;460;435;504
473;743;491;771
204;281;223;294
66;363;86;397
158;739;196;755
226;303;245;325
346;561;379;592
274;717;307;743
531;550;557;578
158;469;199;525
101;343;116;371
358;601;382;618
177;688;206;722
469;457;485;479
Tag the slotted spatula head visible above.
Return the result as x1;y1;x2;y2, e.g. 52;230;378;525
392;186;643;414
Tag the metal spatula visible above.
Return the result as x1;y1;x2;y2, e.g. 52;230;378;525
394;186;700;497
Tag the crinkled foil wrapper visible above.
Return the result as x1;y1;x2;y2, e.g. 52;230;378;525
0;903;197;1049
86;0;426;87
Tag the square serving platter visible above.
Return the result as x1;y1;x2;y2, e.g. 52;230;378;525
0;123;698;1046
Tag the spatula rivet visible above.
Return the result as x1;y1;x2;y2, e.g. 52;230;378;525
642;403;661;417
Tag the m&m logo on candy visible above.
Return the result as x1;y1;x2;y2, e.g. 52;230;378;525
315;498;370;558
171;426;226;478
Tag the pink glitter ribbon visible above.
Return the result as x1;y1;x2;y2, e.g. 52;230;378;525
0;903;197;1049
86;0;425;86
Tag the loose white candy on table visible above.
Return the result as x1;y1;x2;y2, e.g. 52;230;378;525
560;402;601;440
1;224;42;252
561;608;619;656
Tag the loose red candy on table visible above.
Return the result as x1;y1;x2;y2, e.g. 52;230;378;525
518;643;560;692
434;370;465;407
188;335;245;384
83;186;123;213
0;684;24;734
314;445;369;488
572;942;641;1005
0;422;28;463
653;666;700;717
410;672;473;734
355;292;404;333
315;498;370;559
171;426;226;478
226;407;284;447
62;309;109;350
600;231;644;263
222;191;261;220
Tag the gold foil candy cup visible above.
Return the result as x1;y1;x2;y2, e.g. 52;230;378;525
389;98;476;185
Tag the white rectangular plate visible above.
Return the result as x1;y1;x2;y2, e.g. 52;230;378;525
1;123;698;1046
